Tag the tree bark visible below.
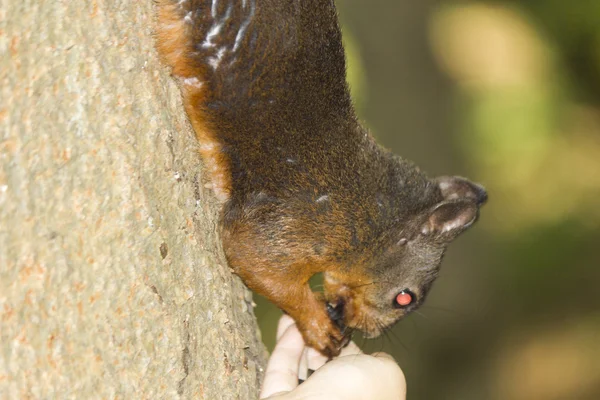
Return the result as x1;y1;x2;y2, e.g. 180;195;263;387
0;1;267;398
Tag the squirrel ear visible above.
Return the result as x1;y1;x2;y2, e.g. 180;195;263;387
421;200;479;240
435;176;487;205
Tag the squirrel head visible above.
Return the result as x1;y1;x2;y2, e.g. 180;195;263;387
324;176;487;337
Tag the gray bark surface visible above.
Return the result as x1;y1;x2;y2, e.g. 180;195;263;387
0;1;266;398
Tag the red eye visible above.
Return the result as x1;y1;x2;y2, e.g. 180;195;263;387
394;290;414;308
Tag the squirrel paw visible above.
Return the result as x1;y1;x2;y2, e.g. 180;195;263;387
298;309;351;358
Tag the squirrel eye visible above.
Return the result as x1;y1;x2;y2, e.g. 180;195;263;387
393;290;415;308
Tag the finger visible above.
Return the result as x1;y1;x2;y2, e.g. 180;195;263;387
305;347;328;371
339;340;362;356
298;347;314;381
304;339;361;371
260;322;305;399
276;314;296;340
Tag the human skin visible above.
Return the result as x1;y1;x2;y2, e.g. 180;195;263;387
260;315;407;400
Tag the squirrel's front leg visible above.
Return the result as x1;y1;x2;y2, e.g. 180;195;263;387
236;266;346;358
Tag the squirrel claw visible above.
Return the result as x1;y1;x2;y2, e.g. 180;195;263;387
297;306;352;358
326;302;346;329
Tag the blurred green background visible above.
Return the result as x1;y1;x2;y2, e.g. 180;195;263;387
255;1;600;398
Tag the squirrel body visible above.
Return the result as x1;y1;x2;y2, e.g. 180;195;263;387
157;0;487;357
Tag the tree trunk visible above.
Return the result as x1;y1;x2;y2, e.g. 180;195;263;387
0;1;267;398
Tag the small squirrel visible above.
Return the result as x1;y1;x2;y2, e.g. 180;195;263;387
156;0;487;357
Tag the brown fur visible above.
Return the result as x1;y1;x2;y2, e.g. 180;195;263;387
156;1;231;200
156;0;486;357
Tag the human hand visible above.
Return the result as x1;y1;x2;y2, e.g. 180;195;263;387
260;315;406;400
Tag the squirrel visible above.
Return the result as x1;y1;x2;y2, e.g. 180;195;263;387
156;0;487;358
